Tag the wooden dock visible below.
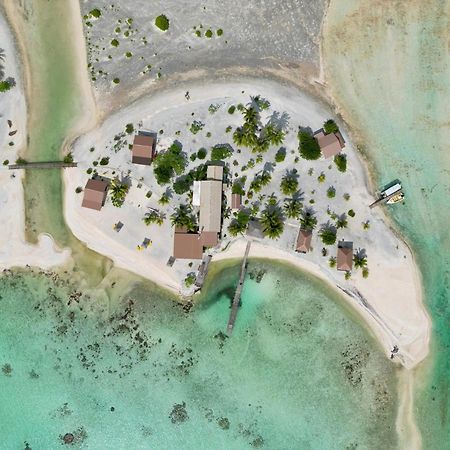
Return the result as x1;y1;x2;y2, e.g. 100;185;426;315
226;240;252;336
8;161;78;170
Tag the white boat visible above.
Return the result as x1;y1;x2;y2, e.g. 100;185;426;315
386;192;405;204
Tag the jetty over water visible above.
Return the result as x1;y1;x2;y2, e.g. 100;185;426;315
8;161;78;170
226;240;252;336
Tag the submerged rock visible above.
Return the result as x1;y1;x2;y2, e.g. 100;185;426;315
169;402;189;424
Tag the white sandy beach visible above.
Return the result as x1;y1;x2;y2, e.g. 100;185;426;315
0;11;70;271
63;78;430;369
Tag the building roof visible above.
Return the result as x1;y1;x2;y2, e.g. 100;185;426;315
296;229;312;253
200;231;218;248
207;165;224;181
192;181;201;207
199;180;223;232
173;231;203;259
231;193;242;210
132;134;155;165
337;245;353;271
315;131;344;159
81;179;108;210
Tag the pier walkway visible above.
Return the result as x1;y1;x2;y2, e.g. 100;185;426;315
8;161;78;170
226;240;252;336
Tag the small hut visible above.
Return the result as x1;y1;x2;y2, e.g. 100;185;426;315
81;178;108;211
337;242;353;271
132;134;155;165
296;229;312;253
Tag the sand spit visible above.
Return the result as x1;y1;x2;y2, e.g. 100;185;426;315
0;8;70;271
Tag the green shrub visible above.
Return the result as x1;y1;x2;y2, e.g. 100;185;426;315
15;157;27;165
298;131;320;160
113;78;120;84
153;142;186;185
228;105;236;114
155;15;169;31
211;144;232;160
319;228;337;245
63;153;74;163
173;176;192;195
189;120;204;134
205;29;213;38
275;148;286;162
334;154;347;172
217;29;223;36
125;123;134;134
99;157;109;165
75;186;83;194
197;148;207;159
184;273;196;287
318;172;325;183
327;187;336;198
0;79;14;93
3;160;9;165
89;8;101;18
348;209;356;217
111;39;119;47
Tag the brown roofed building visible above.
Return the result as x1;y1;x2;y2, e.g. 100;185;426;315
314;130;344;159
296;229;312;253
207;165;224;181
81;178;109;211
173;229;203;260
200;231;219;248
132;134;155;165
231;193;242;210
199;180;223;232
337;243;353;271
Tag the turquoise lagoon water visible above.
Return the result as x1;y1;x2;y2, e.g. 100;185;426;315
324;1;450;447
0;261;398;449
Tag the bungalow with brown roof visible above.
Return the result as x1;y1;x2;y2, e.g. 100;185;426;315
337;242;353;271
314;129;345;159
81;178;109;211
132;134;155;165
296;229;312;253
231;193;242;210
172;227;219;260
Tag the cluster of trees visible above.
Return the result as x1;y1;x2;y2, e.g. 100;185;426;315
172;164;207;195
110;179;129;207
153;142;187;185
170;204;197;231
233;98;285;153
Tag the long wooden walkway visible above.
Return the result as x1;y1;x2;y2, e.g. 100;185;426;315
226;240;252;336
8;161;78;170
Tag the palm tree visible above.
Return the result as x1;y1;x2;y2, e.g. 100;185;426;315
353;253;368;270
280;174;298;196
170;204;197;231
283;198;302;219
243;106;259;127
228;210;250;236
335;215;348;229
300;210;317;230
110;178;129;207
143;210;165;226
264;123;285;146
233;127;245;146
260;206;284;239
158;193;170;205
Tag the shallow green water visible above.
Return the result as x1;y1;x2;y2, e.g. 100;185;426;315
0;261;398;449
324;1;450;447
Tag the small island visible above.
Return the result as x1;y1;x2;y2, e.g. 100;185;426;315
64;79;428;369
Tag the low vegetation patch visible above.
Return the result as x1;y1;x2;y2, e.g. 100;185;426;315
334;154;347;172
155;15;170;31
298;131;320;160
